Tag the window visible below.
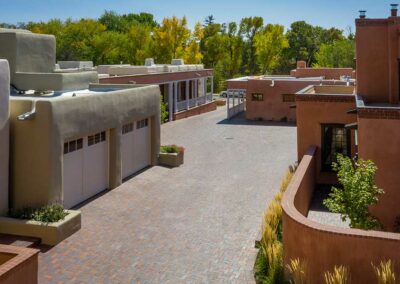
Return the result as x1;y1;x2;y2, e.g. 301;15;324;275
282;94;295;102
64;138;83;154
122;123;134;134
251;93;263;101
321;124;350;171
88;131;106;146
136;118;149;129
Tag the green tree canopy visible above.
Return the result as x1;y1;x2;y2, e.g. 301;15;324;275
314;39;355;68
254;24;288;74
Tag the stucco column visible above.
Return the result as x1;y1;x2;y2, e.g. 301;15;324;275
185;80;189;110
174;81;178;114
0;60;9;215
151;114;160;166
168;82;173;121
109;127;122;189
204;77;207;98
210;77;214;100
195;79;198;106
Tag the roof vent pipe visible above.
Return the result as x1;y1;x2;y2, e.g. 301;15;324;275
359;10;367;19
391;4;398;17
145;58;155;66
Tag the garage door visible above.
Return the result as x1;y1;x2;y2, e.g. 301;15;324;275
121;118;151;179
63;131;109;208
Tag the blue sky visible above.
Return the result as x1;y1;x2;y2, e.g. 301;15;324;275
1;0;396;32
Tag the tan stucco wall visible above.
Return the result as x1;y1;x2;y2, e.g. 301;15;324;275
10;85;160;209
0;60;10;215
296;96;356;184
358;116;400;230
282;146;400;284
0;31;55;77
291;67;354;80
355;18;398;104
0;30;98;91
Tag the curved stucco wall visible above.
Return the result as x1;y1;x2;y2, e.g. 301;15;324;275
0;60;10;215
10;85;160;209
282;146;400;283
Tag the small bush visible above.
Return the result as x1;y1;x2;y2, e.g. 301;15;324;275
286;258;307;284
9;204;68;223
323;154;384;230
324;266;350;284
372;260;396;284
160;145;183;154
160;95;168;124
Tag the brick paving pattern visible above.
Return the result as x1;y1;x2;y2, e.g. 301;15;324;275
38;107;297;283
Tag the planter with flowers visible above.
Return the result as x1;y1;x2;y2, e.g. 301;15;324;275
159;145;184;167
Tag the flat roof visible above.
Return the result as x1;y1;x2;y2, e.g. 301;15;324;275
10;85;147;101
227;75;327;82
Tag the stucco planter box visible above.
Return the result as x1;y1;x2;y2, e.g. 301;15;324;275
0;210;81;246
159;151;184;167
0;245;39;284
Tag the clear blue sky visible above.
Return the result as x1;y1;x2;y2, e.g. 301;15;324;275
1;0;396;32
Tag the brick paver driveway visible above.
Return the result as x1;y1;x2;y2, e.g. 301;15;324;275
39;106;297;283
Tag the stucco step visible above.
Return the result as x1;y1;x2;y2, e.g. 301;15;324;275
0;233;41;248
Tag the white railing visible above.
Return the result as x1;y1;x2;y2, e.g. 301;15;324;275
176;100;187;112
227;89;246;119
175;93;213;113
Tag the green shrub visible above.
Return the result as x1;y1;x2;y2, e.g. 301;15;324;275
9;204;68;223
323;154;384;230
160;145;183;154
160;95;168;124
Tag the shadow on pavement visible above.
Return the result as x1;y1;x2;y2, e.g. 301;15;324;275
217;112;296;127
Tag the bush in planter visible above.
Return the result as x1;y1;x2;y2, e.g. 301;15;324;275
9;204;68;223
160;145;184;154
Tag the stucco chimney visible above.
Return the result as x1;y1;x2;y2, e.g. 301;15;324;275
297;61;307;69
359;10;367;19
391;4;398;17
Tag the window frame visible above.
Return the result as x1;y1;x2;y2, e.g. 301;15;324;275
321;123;351;171
251;93;264;102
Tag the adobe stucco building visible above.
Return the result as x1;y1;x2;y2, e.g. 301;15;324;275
226;62;354;121
282;5;400;283
97;59;215;121
0;29;161;210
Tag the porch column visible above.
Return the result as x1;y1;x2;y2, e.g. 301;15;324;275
185;80;189;110
174;81;178;114
168;82;173;122
210;77;214;101
204;77;207;99
194;79;198;106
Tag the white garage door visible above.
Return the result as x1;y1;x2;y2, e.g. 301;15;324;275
63;131;109;208
121;118;151;179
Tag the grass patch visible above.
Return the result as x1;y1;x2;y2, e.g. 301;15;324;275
254;168;295;284
9;204;68;223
